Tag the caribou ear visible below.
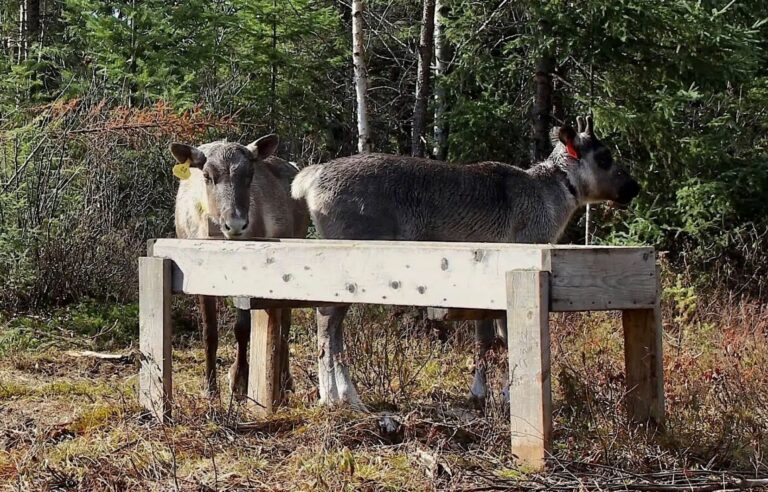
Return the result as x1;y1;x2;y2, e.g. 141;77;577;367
576;116;586;134
170;143;206;169
585;114;595;136
558;126;577;145
246;134;280;160
558;126;581;160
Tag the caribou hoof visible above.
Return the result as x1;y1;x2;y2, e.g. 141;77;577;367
500;382;510;405
204;379;219;399
467;368;488;408
318;364;369;412
319;392;370;413
228;362;249;400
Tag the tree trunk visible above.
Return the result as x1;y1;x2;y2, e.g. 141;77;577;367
432;0;449;161
269;0;277;129
411;0;436;158
26;0;38;42
532;19;554;161
552;62;567;125
15;0;38;62
532;54;554;161
352;0;371;153
17;0;25;62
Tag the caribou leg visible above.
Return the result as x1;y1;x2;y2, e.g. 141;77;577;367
469;319;495;404
199;294;219;397
280;309;294;395
316;305;367;411
229;308;250;398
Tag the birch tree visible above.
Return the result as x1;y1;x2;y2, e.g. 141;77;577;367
532;19;554;161
411;0;435;157
432;0;449;161
352;0;371;153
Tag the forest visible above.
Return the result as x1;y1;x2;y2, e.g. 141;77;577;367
1;0;768;490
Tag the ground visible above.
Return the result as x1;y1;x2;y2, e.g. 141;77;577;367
1;283;767;491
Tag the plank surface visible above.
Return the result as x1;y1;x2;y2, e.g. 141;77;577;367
623;308;665;423
233;297;341;310
138;257;173;420
425;307;505;321
622;267;665;424
149;239;551;309
506;270;551;470
550;248;657;311
248;309;284;416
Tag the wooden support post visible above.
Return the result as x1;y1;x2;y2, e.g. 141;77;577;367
506;270;551;470
248;308;285;416
622;305;664;424
138;257;173;421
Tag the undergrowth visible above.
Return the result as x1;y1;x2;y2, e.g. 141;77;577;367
0;277;767;490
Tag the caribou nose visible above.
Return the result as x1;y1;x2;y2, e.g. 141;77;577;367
223;216;248;237
617;180;641;204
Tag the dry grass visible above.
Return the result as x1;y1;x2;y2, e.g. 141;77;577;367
1;285;767;491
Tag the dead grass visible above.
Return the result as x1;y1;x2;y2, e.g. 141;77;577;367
1;284;767;490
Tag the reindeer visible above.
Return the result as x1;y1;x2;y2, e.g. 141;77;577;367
291;116;640;409
171;134;309;397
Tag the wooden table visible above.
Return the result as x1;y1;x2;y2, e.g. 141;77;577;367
139;238;663;469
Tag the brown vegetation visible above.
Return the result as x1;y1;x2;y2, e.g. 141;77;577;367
1;278;767;490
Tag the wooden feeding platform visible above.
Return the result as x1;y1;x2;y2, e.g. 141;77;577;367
138;238;663;469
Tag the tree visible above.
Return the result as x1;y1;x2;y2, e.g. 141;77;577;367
411;0;435;157
352;0;371;153
432;0;449;160
532;19;554;161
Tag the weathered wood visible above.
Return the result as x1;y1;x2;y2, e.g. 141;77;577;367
233;297;342;310
426;307;505;321
248;309;284;416
149;239;655;312
550;248;657;311
622;267;665;424
66;350;133;363
149;239;550;309
506;270;551;470
138;257;173;420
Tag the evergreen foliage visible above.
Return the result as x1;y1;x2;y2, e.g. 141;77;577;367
1;0;767;307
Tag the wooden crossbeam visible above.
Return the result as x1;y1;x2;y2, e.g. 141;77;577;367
147;239;657;312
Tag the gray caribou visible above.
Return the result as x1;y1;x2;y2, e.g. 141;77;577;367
172;134;309;396
291;116;640;409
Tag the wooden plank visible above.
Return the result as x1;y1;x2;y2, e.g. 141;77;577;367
622;265;665;424
138;257;173;421
233;297;342;310
150;236;649;249
622;308;664;423
550;248;657;311
426;307;505;321
506;270;551;470
248;309;283;416
148;239;551;309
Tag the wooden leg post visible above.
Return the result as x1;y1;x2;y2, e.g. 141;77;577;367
622;305;664;424
138;257;173;421
506;270;551;470
248;308;284;416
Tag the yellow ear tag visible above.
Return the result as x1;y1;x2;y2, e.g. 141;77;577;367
173;159;192;180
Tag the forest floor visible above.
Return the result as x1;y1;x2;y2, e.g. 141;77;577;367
1;289;768;491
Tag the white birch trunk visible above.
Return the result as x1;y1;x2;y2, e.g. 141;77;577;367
432;0;448;160
411;0;436;157
352;0;371;153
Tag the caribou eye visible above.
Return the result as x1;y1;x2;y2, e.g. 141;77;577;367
203;172;213;183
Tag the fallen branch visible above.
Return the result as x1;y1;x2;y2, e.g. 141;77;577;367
65;350;134;364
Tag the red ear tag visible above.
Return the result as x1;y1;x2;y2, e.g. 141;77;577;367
566;142;580;160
